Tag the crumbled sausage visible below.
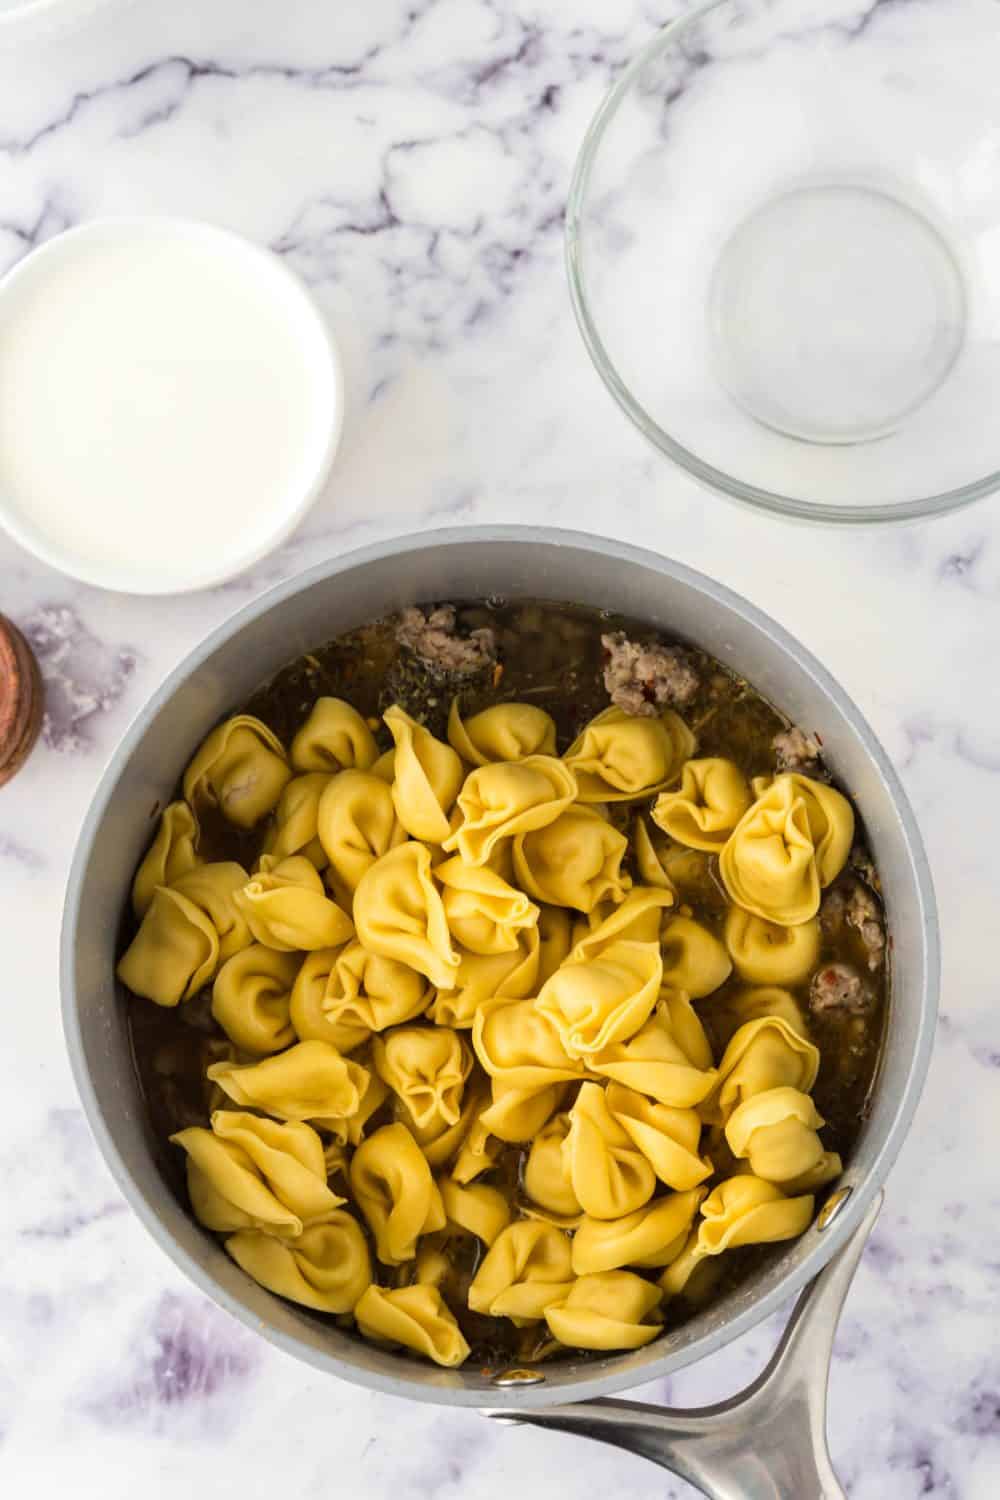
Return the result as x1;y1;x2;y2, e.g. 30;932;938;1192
821;879;885;972
772;724;828;778
395;605;497;676
845;883;885;971
601;632;700;717
809;962;871;1015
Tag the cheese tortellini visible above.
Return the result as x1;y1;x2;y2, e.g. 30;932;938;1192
227;1214;371;1314
725;1086;826;1183
563;1083;656;1220
428;929;539;1028
708;1016;821;1123
373;1026;472;1135
383;705;464;844
354;1284;470;1367
131;801;201;918
535;940;663;1058
469;1221;574;1322
353;842;460;989
545;1271;663;1350
184;715;291;829
588;1000;717;1108
122;645;866;1372
564;706;695;802
436;855;539;954
448;700;557;766
117;862;251;1006
605;1083;712;1191
171;1111;345;1237
443;755;577;865
234;855;354;953
523;1112;581;1221
350;1123;446;1264
212;944;300;1054
724;907;821;986
263;773;332;868
207;1039;369;1134
290;697;378;774
652;758;751;851
439;1178;511;1246
473;998;584;1092
660;915;733;998
661;1176;816;1299
316;770;408;904
513;805;631;912
291;942;431;1054
720;773;854;925
571;1189;705;1275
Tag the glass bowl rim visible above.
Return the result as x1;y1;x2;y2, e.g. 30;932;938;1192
564;0;995;525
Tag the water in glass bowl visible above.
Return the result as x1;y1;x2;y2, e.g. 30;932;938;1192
567;0;1000;521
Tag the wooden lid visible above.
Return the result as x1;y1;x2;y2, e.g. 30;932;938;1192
0;614;43;787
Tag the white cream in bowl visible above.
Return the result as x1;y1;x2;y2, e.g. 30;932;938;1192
0;219;343;593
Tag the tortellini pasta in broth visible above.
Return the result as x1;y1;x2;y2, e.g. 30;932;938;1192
120;601;875;1371
571;1189;705;1275
354;1283;469;1368
227;1214;372;1314
652;758;752;851
545;1271;663;1350
724;906;821;986
349;1122;446;1264
523;1112;581;1221
443;755;577;865
172;1110;345;1238
373;1025;472;1134
563;706;695;802
720;773;854;925
448;699;557;766
707;1015;821;1123
588;998;718;1108
289;697;378;774
184;715;291;829
535;939;663;1058
234;855;354;953
211;944;300;1054
435;854;539;954
263;772;332;868
428;927;539;1028
513;805;631;912
117;861;250;1007
131;801;201;918
605;1083;712;1192
468;1220;574;1323
383;705;464;844
316;769;409;905
207;1039;369;1132
562;1082;656;1221
725;1086;826;1183
353;842;460;989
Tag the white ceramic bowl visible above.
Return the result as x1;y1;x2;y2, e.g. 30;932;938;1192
0;218;344;593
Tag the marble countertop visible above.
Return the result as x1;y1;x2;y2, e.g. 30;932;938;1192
0;1;996;1495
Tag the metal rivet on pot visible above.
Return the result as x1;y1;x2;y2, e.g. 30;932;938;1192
490;1368;546;1388
817;1187;853;1230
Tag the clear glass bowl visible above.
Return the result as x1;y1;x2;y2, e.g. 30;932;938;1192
566;0;1000;523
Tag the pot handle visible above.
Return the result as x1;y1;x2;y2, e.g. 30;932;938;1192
480;1190;882;1500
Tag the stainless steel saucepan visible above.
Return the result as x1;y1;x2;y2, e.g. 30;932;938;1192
62;529;938;1499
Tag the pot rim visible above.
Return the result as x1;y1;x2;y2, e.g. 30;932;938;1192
60;525;939;1408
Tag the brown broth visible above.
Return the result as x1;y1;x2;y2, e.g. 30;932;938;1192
124;598;887;1369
